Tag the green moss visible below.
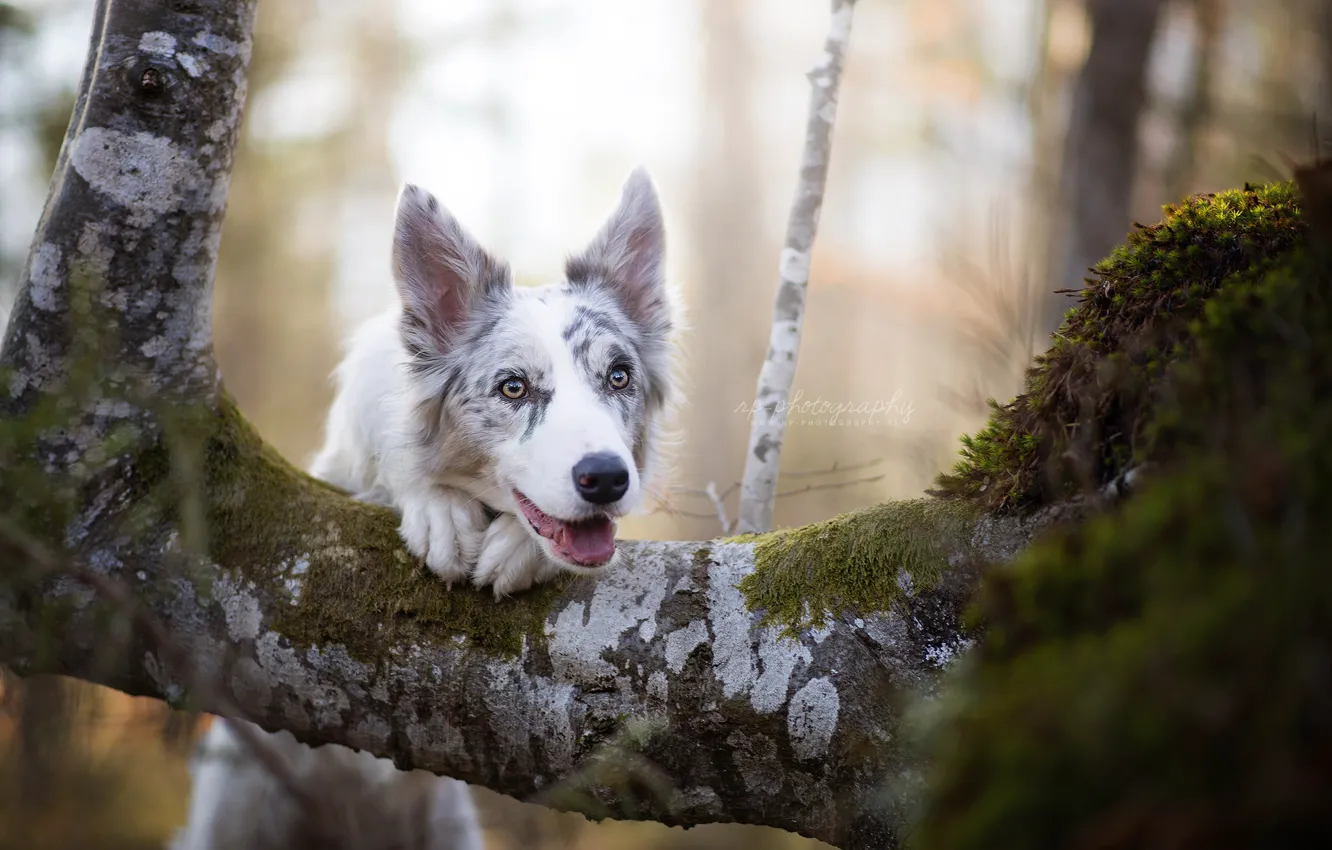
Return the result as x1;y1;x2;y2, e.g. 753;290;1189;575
932;181;1306;513
906;186;1332;848
738;498;979;637
138;393;565;660
719;531;762;545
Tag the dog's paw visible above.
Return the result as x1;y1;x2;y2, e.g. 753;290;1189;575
398;488;488;585
471;514;551;598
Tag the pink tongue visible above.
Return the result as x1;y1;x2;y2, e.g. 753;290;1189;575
560;519;616;565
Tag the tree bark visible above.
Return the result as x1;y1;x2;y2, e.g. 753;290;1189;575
1043;0;1166;334
0;1;1078;849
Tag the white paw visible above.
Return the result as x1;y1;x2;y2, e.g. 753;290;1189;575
471;514;550;598
398;488;488;585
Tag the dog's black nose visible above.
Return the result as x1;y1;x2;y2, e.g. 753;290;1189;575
572;452;630;505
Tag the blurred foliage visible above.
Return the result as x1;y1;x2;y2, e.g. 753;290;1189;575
0;2;33;34
933;182;1306;511
907;173;1332;849
0;674;197;850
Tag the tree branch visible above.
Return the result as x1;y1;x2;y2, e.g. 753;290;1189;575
0;400;1078;848
737;0;858;534
0;1;1077;849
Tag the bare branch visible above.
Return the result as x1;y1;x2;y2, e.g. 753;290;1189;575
776;473;885;499
782;457;884;479
704;481;734;535
678;459;881;499
737;0;859;534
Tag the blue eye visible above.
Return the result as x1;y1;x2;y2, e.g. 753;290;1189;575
607;367;630;390
500;377;527;399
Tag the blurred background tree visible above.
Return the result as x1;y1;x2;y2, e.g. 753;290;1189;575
1;0;1330;847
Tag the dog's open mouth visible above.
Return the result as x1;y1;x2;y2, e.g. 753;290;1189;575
513;490;617;567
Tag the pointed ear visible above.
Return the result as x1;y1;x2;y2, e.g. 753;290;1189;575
565;168;671;333
392;183;511;356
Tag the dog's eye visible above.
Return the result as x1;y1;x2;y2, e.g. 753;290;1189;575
607;367;630;390
499;378;527;399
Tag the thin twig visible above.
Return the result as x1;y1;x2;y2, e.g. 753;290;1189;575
645;505;725;521
675;482;739;502
660;464;883;530
704;482;733;535
736;0;858;534
776;473;884;499
780;457;883;479
677;459;879;499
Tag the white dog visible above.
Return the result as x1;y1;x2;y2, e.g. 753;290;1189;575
171;169;680;849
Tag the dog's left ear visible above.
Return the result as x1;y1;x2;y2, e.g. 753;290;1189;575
566;168;671;334
393;183;512;356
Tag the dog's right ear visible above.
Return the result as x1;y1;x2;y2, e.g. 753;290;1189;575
392;184;512;354
565;168;671;338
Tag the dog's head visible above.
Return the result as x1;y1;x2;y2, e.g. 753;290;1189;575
392;169;678;574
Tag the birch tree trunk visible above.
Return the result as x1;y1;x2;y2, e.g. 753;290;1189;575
736;0;857;535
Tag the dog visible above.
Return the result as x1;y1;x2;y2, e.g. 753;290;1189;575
171;168;680;849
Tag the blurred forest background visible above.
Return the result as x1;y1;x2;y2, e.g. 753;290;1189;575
1;0;1329;847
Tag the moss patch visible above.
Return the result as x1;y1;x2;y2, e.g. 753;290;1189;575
139;393;566;660
906;179;1332;848
738;499;979;637
932;181;1306;512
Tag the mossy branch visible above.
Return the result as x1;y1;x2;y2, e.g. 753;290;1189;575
0;386;1074;849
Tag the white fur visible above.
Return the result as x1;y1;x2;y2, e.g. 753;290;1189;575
308;288;648;596
170;719;484;850
309;308;492;585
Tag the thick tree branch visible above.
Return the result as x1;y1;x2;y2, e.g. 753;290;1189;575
0;398;1079;849
0;1;1077;849
737;0;857;534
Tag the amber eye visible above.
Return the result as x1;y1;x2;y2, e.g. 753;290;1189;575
607;367;630;390
500;377;527;399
